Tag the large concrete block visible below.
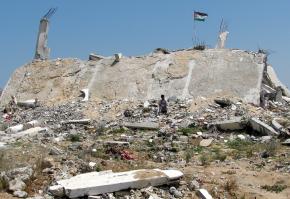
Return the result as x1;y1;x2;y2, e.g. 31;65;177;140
123;122;159;130
250;118;279;136
214;117;246;131
0;49;273;106
266;65;290;97
49;169;183;198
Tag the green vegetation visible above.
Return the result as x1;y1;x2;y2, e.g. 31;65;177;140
261;184;287;193
178;125;203;136
199;153;211;166
70;134;81;142
110;127;127;134
226;138;279;159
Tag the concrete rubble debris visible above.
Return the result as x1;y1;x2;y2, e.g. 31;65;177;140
0;49;273;106
6;120;40;134
250;118;279;136
34;8;57;60
49;169;183;198
281;139;290;146
214;98;232;107
197;188;213;199
89;53;105;61
272;119;283;132
80;89;89;102
266;65;290;97
1;45;290;198
282;96;290;103
123;122;159;130
9;178;26;192
17;99;38;108
13;190;28;198
61;119;91;125
214;117;246;131
114;53;122;62
200;138;213;147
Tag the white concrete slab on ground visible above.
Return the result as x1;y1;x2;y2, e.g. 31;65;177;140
49;169;183;198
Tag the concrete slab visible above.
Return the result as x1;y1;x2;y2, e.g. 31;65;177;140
200;139;213;147
123;122;159;130
214;117;246;131
266;65;290;97
250;118;279;136
62;119;91;125
49;169;183;198
0;49;269;106
197;189;213;199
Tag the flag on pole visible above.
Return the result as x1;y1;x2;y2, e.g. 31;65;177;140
193;11;208;22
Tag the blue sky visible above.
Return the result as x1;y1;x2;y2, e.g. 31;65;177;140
0;1;289;88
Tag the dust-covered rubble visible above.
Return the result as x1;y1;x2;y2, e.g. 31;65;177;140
0;94;290;198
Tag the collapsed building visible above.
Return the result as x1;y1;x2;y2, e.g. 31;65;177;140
0;48;289;107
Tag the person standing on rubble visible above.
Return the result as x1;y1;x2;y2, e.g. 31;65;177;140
158;94;168;114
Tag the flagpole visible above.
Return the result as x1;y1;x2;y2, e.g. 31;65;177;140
192;12;196;47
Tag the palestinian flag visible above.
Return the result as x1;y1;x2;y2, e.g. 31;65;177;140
193;11;208;22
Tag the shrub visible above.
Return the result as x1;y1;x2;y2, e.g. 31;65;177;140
261;184;287;193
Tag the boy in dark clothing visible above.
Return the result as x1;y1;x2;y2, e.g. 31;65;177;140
158;94;168;114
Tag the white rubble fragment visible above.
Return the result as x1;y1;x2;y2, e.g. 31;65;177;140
17;99;37;108
123;122;159;130
7;120;41;134
81;88;89;102
88;196;102;199
144;101;150;109
89;162;97;168
237;134;246;140
27;120;40;127
49;169;183;198
11;127;47;139
6;124;24;134
13;190;28;198
272;119;283;131
197;189;213;199
282;96;290;103
62;119;91;125
48;184;65;197
200;139;213;147
9;178;26;191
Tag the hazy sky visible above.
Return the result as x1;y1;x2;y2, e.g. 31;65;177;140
0;0;289;88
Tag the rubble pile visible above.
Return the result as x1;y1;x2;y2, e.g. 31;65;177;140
0;92;289;198
0;48;290;198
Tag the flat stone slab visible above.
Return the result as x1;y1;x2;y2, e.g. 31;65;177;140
250;118;279;136
200;138;213;147
214;117;246;131
49;169;183;198
62;119;91;125
197;189;213;199
123;122;159;130
96;140;130;147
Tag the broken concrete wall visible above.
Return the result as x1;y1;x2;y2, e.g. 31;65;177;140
34;19;50;60
0;49;266;106
265;65;290;97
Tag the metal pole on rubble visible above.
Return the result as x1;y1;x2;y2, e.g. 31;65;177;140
192;14;197;47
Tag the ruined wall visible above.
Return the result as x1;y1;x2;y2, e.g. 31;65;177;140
0;49;266;106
